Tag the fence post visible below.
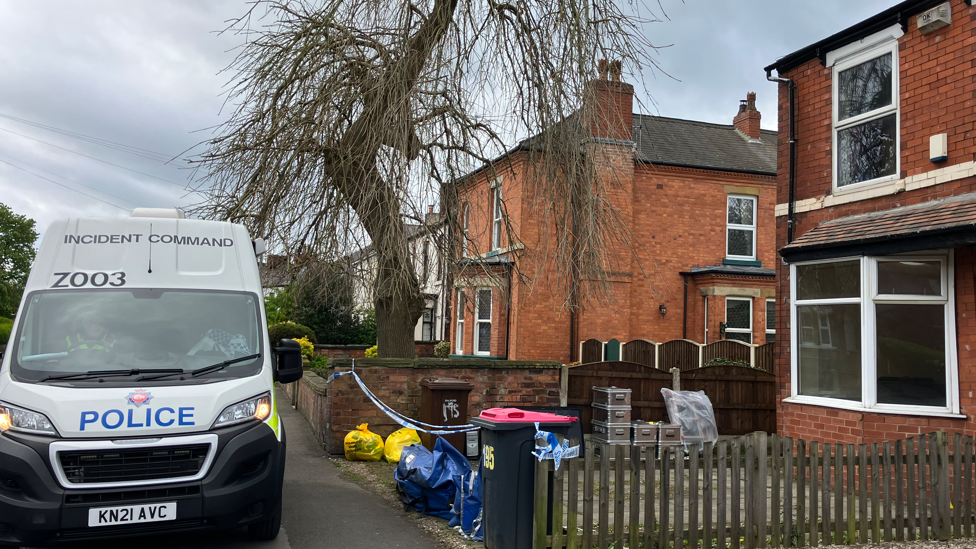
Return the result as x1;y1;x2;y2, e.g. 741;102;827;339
654;342;660;370
534;459;549;549
671;367;680;392
750;344;756;368
559;365;568;407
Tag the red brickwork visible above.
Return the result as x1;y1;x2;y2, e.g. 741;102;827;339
454;83;777;362
774;0;976;443
294;360;562;455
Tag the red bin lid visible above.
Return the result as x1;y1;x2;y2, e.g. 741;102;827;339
477;407;578;423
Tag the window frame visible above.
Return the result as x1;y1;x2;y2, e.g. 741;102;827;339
724;297;753;344
788;252;959;417
473;287;492;356
831;37;901;194
766;298;776;343
491;182;503;252
455;290;465;354
726;195;757;261
462;204;470;258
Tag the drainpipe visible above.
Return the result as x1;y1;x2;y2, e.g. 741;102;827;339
682;273;688;340
766;69;796;244
504;263;512;359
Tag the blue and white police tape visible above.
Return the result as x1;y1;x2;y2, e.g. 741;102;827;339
532;422;580;471
328;368;479;435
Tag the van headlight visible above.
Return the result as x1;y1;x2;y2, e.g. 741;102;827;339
0;402;59;436
212;393;272;429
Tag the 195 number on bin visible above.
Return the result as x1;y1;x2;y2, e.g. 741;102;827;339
483;445;494;470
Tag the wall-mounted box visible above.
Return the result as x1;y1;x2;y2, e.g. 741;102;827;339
931;133;948;163
917;2;951;35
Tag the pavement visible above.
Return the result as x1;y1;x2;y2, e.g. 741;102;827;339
28;389;441;549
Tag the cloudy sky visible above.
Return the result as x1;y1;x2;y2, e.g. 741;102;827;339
0;0;900;242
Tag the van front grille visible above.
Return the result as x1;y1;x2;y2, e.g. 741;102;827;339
59;445;209;485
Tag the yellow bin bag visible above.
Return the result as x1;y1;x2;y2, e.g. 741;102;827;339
384;428;421;463
344;423;385;461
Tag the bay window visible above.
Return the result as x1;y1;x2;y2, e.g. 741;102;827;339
790;253;957;415
725;297;752;343
474;288;492;355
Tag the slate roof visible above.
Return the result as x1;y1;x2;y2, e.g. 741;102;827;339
633;115;777;175
780;192;976;261
683;265;775;278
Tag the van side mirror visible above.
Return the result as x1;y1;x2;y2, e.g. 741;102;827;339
273;339;304;384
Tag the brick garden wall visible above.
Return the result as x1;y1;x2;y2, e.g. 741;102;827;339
289;357;562;455
774;0;976;443
312;341;441;359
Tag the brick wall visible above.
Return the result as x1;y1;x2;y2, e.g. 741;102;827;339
454;101;778;362
774;0;976;443
291;358;562;455
313;341;441;359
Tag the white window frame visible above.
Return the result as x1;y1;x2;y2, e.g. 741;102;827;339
766;298;776;342
726;195;757;261
455;290;465;354
831;34;900;194
491;180;503;252
474;287;492;356
462;204;470;258
788;252;960;417
724;297;753;343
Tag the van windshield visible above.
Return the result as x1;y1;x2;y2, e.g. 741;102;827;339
11;289;264;384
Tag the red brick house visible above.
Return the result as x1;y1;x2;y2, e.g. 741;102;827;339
766;0;976;443
451;76;778;362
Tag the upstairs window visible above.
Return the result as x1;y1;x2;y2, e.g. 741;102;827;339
726;195;756;260
833;40;899;190
491;181;503;251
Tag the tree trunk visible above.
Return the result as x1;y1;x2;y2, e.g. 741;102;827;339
372;245;424;358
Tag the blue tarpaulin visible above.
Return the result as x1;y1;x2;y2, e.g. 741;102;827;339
394;437;471;520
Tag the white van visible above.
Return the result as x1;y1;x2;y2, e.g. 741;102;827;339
0;209;303;546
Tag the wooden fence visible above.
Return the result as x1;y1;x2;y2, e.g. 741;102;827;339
565;362;775;435
580;338;775;372
533;431;971;549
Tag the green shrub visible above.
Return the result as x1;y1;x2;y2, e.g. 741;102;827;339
309;354;329;370
0;317;12;345
434;341;450;358
364;345;378;358
703;357;752;368
268;321;317;346
294;336;315;359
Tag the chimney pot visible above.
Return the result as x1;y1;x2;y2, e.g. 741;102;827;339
733;92;762;140
428;205;434;214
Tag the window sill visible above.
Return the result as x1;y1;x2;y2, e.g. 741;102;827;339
832;174;898;197
723;258;761;267
448;354;504;360
783;396;965;419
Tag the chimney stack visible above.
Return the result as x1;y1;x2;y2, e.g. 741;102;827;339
585;59;634;141
733;92;762;141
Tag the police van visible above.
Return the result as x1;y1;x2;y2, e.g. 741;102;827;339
0;208;303;545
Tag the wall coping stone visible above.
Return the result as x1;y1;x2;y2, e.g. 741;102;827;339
326;357;563;370
299;371;329;396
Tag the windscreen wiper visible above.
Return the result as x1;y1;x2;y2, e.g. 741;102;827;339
191;354;261;378
135;354;261;382
39;369;184;383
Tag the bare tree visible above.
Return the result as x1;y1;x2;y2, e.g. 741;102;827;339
191;0;663;358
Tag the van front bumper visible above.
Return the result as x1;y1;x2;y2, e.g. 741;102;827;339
0;421;285;545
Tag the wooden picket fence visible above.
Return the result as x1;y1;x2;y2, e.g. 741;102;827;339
533;431;973;548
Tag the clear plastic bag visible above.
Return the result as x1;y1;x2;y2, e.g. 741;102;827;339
660;388;719;447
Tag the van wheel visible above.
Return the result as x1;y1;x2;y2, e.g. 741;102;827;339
246;497;282;541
